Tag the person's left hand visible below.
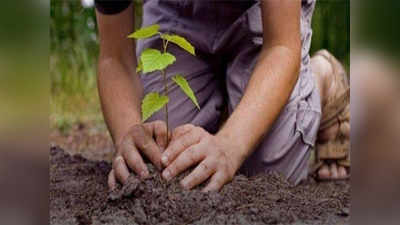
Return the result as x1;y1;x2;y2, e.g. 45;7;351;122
160;124;244;192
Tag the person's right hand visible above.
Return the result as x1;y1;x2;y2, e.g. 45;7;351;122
108;120;169;190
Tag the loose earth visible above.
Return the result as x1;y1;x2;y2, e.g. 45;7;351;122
50;146;350;225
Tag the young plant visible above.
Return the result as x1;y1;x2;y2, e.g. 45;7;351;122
128;24;200;144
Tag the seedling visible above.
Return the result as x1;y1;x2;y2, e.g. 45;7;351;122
128;24;200;144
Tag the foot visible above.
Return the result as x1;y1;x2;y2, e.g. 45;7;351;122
317;163;348;180
317;117;349;180
311;50;350;180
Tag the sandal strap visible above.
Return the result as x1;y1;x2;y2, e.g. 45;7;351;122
312;143;351;174
338;158;351;168
316;139;349;160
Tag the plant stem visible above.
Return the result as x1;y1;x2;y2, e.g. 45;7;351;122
161;69;169;145
161;35;171;145
160;34;170;145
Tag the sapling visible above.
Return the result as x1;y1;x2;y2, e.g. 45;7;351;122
128;24;200;144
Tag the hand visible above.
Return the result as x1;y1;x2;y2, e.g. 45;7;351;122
161;124;243;192
108;120;169;190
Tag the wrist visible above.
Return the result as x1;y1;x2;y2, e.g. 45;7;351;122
216;128;251;171
113;119;142;150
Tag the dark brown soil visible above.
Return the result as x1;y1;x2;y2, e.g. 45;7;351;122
50;146;350;225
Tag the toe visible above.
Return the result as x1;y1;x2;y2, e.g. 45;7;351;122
330;163;339;179
338;166;348;179
318;164;331;180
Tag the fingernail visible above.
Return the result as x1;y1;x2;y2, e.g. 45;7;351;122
161;155;168;165
162;170;171;180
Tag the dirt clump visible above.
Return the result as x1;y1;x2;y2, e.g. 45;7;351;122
50;146;350;225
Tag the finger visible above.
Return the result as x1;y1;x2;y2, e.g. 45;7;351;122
171;124;195;140
181;158;215;190
121;144;149;178
162;128;202;166
153;121;169;150
144;120;169;150
108;169;117;190
202;171;228;192
113;155;130;185
131;128;163;170
162;143;205;181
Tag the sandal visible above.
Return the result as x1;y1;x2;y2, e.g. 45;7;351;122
312;50;350;180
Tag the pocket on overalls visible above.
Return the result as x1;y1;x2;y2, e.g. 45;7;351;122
295;95;321;148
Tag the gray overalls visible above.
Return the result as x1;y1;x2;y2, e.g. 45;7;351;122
137;0;320;184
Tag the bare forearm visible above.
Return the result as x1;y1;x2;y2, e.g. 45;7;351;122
97;58;143;145
96;4;142;145
217;46;300;163
217;0;301;166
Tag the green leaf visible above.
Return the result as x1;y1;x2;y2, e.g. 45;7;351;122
128;24;160;39
140;48;176;73
136;59;143;73
172;75;200;109
161;34;195;55
141;92;169;122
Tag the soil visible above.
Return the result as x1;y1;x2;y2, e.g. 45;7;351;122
50;146;350;225
50;122;114;161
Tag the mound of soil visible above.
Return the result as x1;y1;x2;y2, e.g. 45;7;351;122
50;146;350;225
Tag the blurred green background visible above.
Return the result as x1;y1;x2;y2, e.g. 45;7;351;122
50;0;350;132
